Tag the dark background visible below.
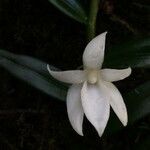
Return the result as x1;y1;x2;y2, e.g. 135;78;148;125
0;0;149;149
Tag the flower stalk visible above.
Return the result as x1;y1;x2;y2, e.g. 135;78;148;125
87;0;100;41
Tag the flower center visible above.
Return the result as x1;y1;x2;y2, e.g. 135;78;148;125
87;69;99;84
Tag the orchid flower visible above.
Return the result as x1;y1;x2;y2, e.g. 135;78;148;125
47;32;131;137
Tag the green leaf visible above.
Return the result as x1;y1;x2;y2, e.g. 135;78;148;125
106;81;150;135
104;37;150;68
0;49;68;101
48;0;87;24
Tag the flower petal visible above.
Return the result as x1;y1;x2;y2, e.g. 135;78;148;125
101;67;131;82
67;84;84;136
47;64;86;84
83;32;107;69
81;81;110;137
102;81;128;126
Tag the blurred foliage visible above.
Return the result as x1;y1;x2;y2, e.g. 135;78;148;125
104;37;150;68
48;0;87;24
0;49;67;100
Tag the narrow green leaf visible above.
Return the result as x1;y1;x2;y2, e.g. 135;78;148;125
106;81;150;135
48;0;87;24
104;37;150;68
0;49;68;101
0;50;59;76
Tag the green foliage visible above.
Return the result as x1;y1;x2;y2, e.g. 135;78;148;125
105;37;150;68
0;49;68;101
48;0;87;24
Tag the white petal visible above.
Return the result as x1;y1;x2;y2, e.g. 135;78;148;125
102;81;128;126
67;84;84;136
83;32;107;69
81;81;110;137
47;64;86;84
101;67;131;82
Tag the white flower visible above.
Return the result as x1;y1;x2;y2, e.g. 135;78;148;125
47;32;131;137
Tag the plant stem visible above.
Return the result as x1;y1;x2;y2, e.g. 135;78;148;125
87;0;100;41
